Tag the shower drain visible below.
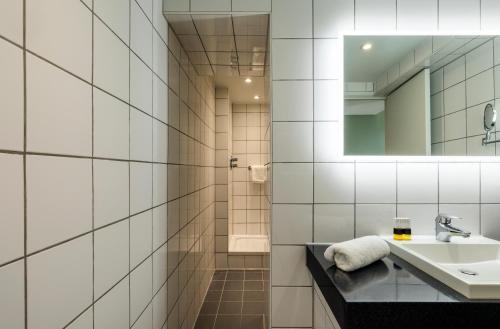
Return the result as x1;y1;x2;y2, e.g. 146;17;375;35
459;269;478;276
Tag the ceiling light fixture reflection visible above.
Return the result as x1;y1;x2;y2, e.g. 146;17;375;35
361;43;373;51
254;95;260;100
245;78;252;84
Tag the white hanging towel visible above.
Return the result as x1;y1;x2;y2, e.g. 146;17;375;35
250;165;267;184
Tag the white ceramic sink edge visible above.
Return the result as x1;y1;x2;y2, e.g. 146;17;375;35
382;235;500;299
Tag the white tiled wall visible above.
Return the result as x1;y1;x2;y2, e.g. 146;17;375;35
232;104;270;236
0;1;216;329
431;39;500;156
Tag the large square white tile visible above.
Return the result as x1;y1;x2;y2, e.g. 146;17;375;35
0;260;24;329
438;0;480;30
0;0;23;45
94;0;129;43
272;246;311;286
26;0;92;81
438;204;480;234
481;204;500;240
272;287;312;327
153;163;167;206
94;278;129;329
273;122;313;162
467;102;489;136
444;110;466;141
152;244;168;293
355;204;396;237
94;19;129;101
153;32;168;82
94;220;129;298
27;54;92;156
396;0;438;30
273;163;313;203
397;204;437;235
356;162;396;203
314;0;354;37
314;39;339;79
314;80;339;121
314;204;354;242
130;108;153;162
397;163;438;203
355;0;397;31
153;204;168;249
272;0;312;38
27;155;92;253
130;257;153;324
153;120;168;163
439;163;480;203
153;76;168;123
93;159;129;228
0;154;23;264
431;117;444;143
271;204;312;244
431;92;444;119
130;162;153;214
443;56;465;89
0;39;23;151
481;163;500;203
466;40;493;78
28;235;92;329
131;0;152;66
314;163;354;203
430;68;444;94
131;53;153;115
131;210;153;268
272;39;312;80
466;68;494;106
444;139;467;156
93;88;129;159
444;81;466;114
314;122;340;161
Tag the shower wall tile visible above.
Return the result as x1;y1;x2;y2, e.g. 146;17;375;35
0;260;24;329
27;235;93;329
0;154;24;265
0;0;23;45
26;155;92;253
26;0;92;81
0;39;23;152
0;2;216;328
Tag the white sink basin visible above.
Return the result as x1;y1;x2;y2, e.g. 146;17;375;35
385;235;500;299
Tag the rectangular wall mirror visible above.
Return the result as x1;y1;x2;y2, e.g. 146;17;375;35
343;35;500;156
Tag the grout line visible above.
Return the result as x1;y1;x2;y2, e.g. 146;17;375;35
91;0;96;327
22;0;28;327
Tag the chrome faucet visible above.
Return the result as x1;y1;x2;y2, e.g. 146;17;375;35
435;214;471;242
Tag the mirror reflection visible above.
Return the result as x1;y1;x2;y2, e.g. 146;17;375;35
344;35;500;156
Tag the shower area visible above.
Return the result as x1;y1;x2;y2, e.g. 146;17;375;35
166;13;271;271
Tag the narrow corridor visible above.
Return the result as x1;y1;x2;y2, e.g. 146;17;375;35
194;270;270;329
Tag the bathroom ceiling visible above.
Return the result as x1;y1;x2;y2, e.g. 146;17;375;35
344;36;427;82
166;14;269;77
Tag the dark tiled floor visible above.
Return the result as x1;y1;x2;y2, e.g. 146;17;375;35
195;270;270;329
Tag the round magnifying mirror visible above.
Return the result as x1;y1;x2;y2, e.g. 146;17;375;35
484;103;497;131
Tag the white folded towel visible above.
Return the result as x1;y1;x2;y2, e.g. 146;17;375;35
250;165;267;183
323;236;390;272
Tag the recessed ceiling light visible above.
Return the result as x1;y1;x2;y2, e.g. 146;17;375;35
361;43;373;51
253;95;260;100
245;78;252;84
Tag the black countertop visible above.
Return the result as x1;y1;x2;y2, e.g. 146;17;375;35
306;244;500;329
